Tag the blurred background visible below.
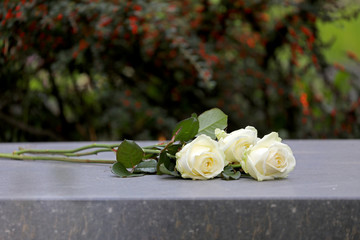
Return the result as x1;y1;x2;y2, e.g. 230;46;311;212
1;0;359;142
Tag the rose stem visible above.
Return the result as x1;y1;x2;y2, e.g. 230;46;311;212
0;153;115;164
14;143;120;155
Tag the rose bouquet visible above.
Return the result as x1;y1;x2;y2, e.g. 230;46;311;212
0;108;296;181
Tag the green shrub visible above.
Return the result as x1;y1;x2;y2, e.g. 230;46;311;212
1;0;359;141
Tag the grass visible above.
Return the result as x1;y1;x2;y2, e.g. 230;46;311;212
317;9;360;64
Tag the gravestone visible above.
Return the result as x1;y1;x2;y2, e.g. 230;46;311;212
0;140;359;239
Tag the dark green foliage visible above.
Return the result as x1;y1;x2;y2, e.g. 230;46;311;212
1;0;359;141
116;140;144;168
221;165;241;180
112;162;144;178
172;116;199;142
133;159;157;174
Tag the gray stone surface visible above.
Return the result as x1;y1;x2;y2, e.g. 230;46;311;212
0;140;359;239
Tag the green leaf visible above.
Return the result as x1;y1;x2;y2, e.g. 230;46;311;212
221;165;241;180
165;144;182;156
159;163;180;177
157;151;176;174
133;159;157;174
197;108;228;139
116;140;144;168
172;116;199;142
111;162;144;178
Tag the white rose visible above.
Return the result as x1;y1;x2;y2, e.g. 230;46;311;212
175;135;225;180
245;132;296;181
215;126;258;167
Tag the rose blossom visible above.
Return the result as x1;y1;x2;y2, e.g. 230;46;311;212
175;135;225;180
215;126;258;166
245;132;296;181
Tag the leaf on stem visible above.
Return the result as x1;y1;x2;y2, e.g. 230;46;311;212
159;163;180;177
172;115;199;142
165;144;182;156
116;140;144;168
157;151;176;175
221;165;241;180
112;162;144;178
133;159;157;173
197;108;228;139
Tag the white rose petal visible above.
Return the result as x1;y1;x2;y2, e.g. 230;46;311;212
245;132;296;181
175;135;225;180
216;126;258;167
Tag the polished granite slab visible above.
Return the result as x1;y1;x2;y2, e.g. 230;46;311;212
0;140;359;239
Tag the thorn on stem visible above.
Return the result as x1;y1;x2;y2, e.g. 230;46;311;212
171;127;182;142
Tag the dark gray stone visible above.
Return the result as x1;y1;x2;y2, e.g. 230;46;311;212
0;140;359;239
0;199;358;240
